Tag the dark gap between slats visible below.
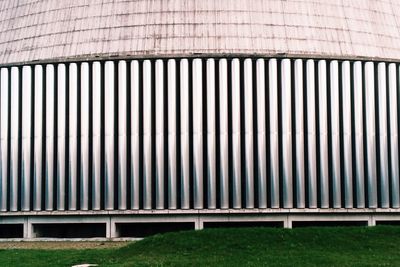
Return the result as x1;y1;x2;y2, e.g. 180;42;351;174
188;59;194;209
176;59;182;209
65;63;70;210
202;59;208;209
100;61;105;210
215;59;221;209
239;59;246;209
113;61;119;210
76;63;82;211
53;65;58;211
163;59;169;209
290;59;297;208
303;60;310;208
361;62;369;207
326;61;333;208
374;63;381;208
386;63;393;208
150;60;156;209
277;59;283;208
338;61;346;208
88;62;94;211
265;60;271;208
138;60;144;209
29;65;35;211
126;61;132;209
41;65;47;211
350;61;358;208
252;59;259;208
227;59;233;208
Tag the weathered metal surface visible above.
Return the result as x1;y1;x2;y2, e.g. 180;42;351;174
1;1;400;64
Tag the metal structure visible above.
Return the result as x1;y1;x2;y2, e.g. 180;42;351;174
1;0;400;239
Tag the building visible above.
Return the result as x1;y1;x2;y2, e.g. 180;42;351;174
0;0;400;238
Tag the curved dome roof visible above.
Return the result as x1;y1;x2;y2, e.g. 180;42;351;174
1;0;400;64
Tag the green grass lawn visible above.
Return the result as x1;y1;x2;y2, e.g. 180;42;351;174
2;225;400;266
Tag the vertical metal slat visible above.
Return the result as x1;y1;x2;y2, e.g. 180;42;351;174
68;63;78;210
281;59;293;208
118;60;127;210
231;58;241;208
57;64;66;211
244;58;254;208
143;60;152;209
104;61;115;210
330;60;341;208
180;59;190;209
80;62;89;210
193;58;203;209
306;60;317;208
206;59;216;209
377;63;389;208
269;59;280;208
365;62;378;208
45;65;55;211
0;68;8;211
10;67;19;211
294;59;305;208
342;61;353;208
167;59;177;209
130;60;140;209
318;60;329;208
155;59;164;209
256;59;267;208
219;59;229;209
389;64;399;208
21;65;32;211
34;65;43;211
353;61;365;208
92;62;101;210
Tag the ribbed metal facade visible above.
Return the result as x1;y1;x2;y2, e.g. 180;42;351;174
0;57;399;211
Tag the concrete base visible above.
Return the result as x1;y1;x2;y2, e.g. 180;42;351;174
0;208;400;239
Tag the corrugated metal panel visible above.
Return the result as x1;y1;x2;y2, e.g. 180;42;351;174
2;0;400;64
0;57;399;211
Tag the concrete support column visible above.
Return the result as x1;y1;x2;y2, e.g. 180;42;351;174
368;216;376;226
107;217;112;238
284;216;292;229
195;217;203;230
26;217;34;238
23;217;29;238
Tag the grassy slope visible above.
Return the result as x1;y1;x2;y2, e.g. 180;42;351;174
2;226;400;266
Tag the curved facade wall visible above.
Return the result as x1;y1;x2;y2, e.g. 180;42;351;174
0;57;399;212
1;0;400;64
1;0;400;238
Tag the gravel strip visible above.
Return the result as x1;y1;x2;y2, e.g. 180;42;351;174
0;241;130;249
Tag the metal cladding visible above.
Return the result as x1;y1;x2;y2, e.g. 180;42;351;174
2;0;400;64
1;58;400;211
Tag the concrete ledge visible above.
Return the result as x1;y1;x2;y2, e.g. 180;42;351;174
1;208;400;216
0;209;400;239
